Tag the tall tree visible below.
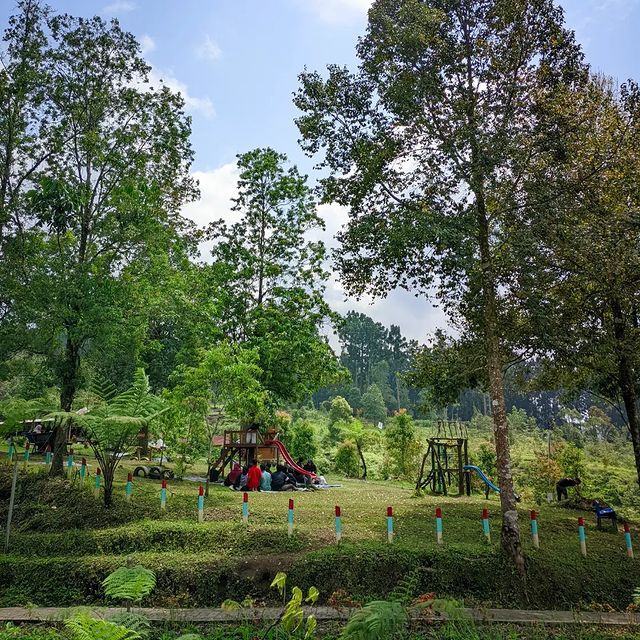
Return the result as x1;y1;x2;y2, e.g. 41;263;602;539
515;77;640;484
295;0;585;569
208;148;344;413
0;7;197;473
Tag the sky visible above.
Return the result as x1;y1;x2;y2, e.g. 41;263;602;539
5;0;640;344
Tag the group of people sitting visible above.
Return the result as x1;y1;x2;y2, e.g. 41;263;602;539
223;459;324;491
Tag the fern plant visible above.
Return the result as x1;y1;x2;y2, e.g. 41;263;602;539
634;587;640;605
64;613;141;640
340;600;407;640
103;566;156;611
106;613;151;640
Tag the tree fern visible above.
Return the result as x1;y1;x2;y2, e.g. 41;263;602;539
64;614;141;640
634;587;640;605
90;374;118;403
340;601;407;640
102;566;156;605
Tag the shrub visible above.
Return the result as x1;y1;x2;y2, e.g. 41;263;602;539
330;396;353;425
290;421;318;461
383;411;421;480
361;385;386;425
334;440;360;478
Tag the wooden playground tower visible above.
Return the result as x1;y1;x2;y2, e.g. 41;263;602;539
209;428;310;481
415;421;471;496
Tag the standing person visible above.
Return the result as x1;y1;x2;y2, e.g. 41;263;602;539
556;477;581;501
260;463;272;491
247;460;262;492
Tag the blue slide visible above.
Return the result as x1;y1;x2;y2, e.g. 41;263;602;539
463;465;500;494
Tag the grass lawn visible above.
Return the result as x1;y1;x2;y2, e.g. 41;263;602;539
1;452;639;611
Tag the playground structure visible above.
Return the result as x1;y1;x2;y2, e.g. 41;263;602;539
415;421;501;498
416;421;471;496
208;429;315;482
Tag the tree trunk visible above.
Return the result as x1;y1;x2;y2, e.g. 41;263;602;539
103;468;114;508
50;337;80;476
356;440;367;480
476;197;525;576
610;298;640;487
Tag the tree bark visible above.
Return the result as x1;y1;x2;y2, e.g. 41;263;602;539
477;196;525;576
50;336;80;476
610;298;640;487
356;440;367;480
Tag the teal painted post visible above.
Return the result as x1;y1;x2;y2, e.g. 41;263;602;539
125;473;133;500
386;506;394;543
242;492;249;523
335;505;342;542
160;479;167;509
67;448;74;474
80;457;87;485
624;523;633;559
436;507;443;544
578;517;587;557
198;485;205;522
530;511;539;549
45;445;52;466
23;442;30;470
482;508;491;543
288;498;294;536
94;468;101;498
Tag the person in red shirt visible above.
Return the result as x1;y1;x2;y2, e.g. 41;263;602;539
246;460;262;491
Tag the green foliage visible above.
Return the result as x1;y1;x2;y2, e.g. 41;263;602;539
340;600;407;640
290;421;318;461
269;572;319;639
475;443;497;479
59;369;166;506
384;411;421;480
329;396;353;425
64;614;141;640
206;148;345;411
361;385;386;425
557;442;585;481
105;614;151;640
526;452;562;505
0;3;197;453
102;566;156;605
389;569;420;606
334;440;360;478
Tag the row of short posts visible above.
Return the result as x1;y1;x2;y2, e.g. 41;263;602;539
7;446;638;559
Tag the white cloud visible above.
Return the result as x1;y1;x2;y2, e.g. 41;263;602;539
139;35;156;56
182;162;240;259
148;69;215;118
197;35;222;62
300;0;372;23
101;1;136;15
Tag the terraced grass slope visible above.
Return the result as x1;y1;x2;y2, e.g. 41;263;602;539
1;462;638;610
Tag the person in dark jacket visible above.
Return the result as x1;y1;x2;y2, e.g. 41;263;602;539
272;465;296;491
556;477;581;501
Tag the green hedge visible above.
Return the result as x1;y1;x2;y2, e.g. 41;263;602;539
9;520;306;557
1;542;636;610
287;543;638;610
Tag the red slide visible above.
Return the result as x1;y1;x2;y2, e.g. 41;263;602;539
265;439;316;478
